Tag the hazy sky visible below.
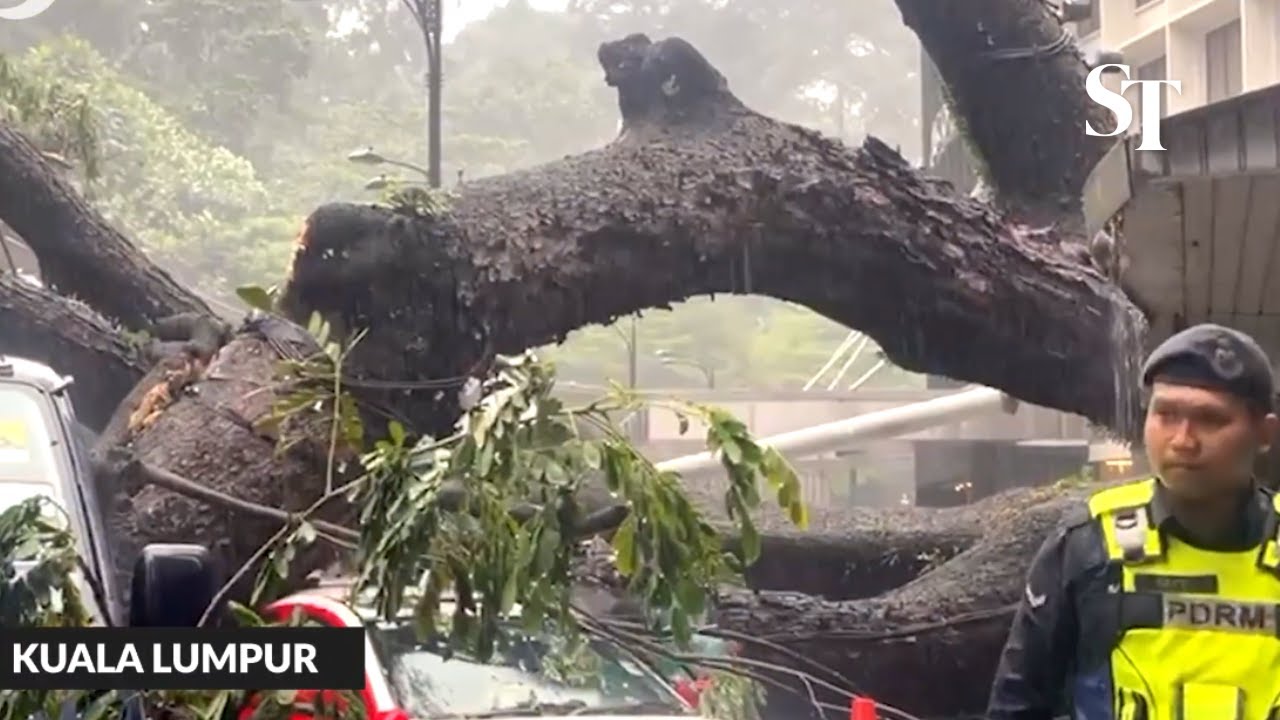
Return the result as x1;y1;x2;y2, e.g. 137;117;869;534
443;0;568;41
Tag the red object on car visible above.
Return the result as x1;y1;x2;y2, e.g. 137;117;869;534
238;584;696;720
239;592;400;720
849;695;878;720
673;677;712;708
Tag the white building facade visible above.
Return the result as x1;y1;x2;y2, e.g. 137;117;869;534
1070;0;1267;118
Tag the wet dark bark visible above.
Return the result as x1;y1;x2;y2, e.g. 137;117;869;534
282;35;1145;439
895;0;1119;227
0;123;212;328
0;9;1141;718
0;273;146;430
93;317;353;608
711;484;1092;719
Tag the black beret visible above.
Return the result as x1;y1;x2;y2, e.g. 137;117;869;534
1141;323;1275;411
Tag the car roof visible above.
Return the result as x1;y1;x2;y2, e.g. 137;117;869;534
0;355;69;393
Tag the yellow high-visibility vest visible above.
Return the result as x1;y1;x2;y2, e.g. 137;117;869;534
1087;478;1280;719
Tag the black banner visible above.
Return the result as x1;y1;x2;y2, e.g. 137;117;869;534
0;627;365;690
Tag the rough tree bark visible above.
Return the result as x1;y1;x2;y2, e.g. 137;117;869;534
0;3;1141;718
895;0;1117;226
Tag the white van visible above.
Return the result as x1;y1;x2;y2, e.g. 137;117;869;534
0;354;124;626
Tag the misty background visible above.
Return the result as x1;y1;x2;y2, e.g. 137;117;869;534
0;0;925;392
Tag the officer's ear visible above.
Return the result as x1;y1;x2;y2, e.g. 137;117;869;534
1256;411;1279;453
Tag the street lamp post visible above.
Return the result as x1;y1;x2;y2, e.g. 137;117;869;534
610;315;639;388
401;0;443;188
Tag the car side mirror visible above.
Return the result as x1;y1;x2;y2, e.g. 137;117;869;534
129;543;220;627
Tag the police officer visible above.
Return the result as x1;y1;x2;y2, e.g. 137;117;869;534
986;323;1280;720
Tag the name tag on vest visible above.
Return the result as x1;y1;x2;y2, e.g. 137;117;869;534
1163;595;1278;634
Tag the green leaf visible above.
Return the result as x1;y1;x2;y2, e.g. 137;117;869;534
226;601;264;627
535;526;561;571
611;516;637;576
235;284;275;312
201;692;230;720
296;521;316;546
739;519;761;564
581;442;601;470
81;689;118;720
499;567;519;615
720;438;743;464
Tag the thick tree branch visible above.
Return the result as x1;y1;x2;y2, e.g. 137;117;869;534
0;122;213;328
281;35;1146;437
711;483;1092;718
895;0;1118;225
0;273;146;429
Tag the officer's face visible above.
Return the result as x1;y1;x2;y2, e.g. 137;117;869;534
1144;381;1277;496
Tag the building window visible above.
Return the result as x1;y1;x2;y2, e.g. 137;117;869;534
1132;56;1167;125
1136;0;1160;8
1205;19;1242;103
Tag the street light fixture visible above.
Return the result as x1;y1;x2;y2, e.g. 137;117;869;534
654;349;716;389
347;147;385;165
347;147;433;181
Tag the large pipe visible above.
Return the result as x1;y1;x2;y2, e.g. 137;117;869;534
656;386;1019;476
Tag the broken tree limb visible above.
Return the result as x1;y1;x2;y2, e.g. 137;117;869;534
120;460;360;543
280;34;1146;438
895;0;1118;226
0;273;146;429
712;483;1093;719
0;122;213;328
0;20;1148;719
93;320;354;606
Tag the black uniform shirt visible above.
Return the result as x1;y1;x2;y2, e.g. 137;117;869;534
985;481;1275;720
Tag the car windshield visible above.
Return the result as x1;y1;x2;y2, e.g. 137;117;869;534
0;384;64;513
367;619;687;718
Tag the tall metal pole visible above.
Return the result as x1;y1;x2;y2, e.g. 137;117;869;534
427;0;442;188
627;316;637;388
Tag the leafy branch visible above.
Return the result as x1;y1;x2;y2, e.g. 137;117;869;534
3;293;812;718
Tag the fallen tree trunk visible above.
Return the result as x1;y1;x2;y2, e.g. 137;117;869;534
0;6;1144;719
709;484;1091;719
279;35;1145;439
0;273;146;429
895;0;1117;226
91;314;355;607
0;123;212;328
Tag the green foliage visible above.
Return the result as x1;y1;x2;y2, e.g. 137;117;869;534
0;53;99;181
699;671;765;720
0;497;87;629
3;37;298;290
122;0;316;156
378;184;453;218
0;497;364;720
542;297;925;390
346;352;806;657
